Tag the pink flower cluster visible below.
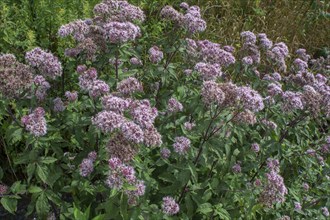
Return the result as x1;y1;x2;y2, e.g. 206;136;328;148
79;151;97;177
34;75;51;101
93;0;145;23
102;95;130;113
173;136;191;155
0;54;33;98
149;46;164;64
160;148;171;159
78;66;109;98
94;95;162;149
194;62;222;80
21;107;47;137
160;3;206;34
65;91;78;102
238;86;264;112
232;162;242;173
58;19;89;41
251;143;260;152
0;184;8;195
259;158;288;207
106;157;145;205
92;110;125;133
184;122;195;131
25;47;62;79
281;91;304;112
167;97;183;113
162;196;180;215
186;38;236;67
103;21;141;43
201;80;225;106
53;97;65;112
117;77;143;95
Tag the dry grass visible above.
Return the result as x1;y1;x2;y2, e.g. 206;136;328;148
193;0;330;54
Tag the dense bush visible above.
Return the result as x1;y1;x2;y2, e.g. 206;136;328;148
0;0;329;219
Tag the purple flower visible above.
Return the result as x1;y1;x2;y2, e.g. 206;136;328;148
183;6;207;33
121;121;144;144
143;125;162;147
162;196;180;215
232;162;242;173
257;33;273;50
130;99;158;128
88;151;97;162
302;183;309;191
103;21;141;44
241;31;256;45
117;77;143;95
184;122;195;131
322;207;329;217
260;168;288;207
149;46;164;63
282;91;304;112
242;56;253;66
108;157;122;170
180;2;189;10
89;79;110;98
160;6;183;24
130;57;143;66
201;81;225;106
65;91;78;102
160;148;171;159
25;47;62;79
251;143;260;152
53;97;65;112
294;202;302;211
79;158;94;177
0;184;8;195
194;62;222;80
267;83;282;96
167;98;183;113
173;136;191;155
92;111;125;133
21;107;47;137
58;19;89;41
102;95;129;113
238;86;264;112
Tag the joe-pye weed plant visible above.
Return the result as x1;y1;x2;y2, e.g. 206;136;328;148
0;0;329;219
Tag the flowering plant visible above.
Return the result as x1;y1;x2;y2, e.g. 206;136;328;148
0;1;329;219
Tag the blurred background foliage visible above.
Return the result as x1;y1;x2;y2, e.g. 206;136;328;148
0;0;329;60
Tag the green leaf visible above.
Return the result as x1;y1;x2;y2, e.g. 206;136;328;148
27;163;36;183
36;164;48;184
188;162;198;183
92;214;106;220
36;193;50;218
214;204;230;220
40;157;57;164
197;203;213;215
1;197;17;214
120;193;128;220
28;185;43;194
10;181;26;194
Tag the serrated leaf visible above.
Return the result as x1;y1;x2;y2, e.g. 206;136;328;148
1;197;17;214
36;165;48;184
36;193;50;218
27;163;36;183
